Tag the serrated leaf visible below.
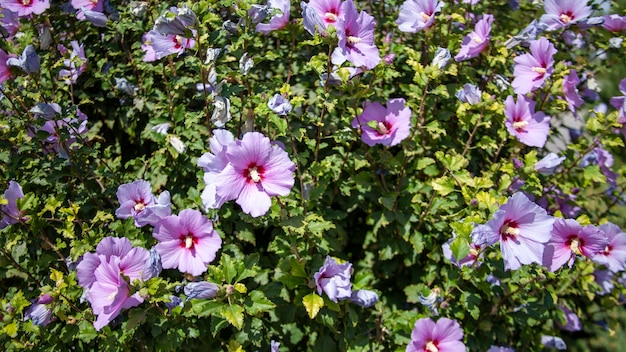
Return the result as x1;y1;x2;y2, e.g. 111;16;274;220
432;177;455;196
303;293;324;319
450;237;470;262
221;304;244;330
244;291;276;315
416;158;436;170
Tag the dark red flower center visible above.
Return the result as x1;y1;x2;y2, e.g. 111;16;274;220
425;340;439;352
500;220;520;241
566;235;583;255
376;121;392;135
560;11;574;23
244;163;265;183
180;233;198;250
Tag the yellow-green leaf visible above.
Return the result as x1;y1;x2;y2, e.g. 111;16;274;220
303;293;324;319
221;304;244;330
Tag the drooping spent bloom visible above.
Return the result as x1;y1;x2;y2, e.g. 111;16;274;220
349;289;378;308
541;335;567;350
431;47;451;69
542;219;608;272
248;4;271;24
396;0;444;33
556;306;582;332
268;94;292;115
0;8;20;38
313;256;352;302
153;209;222;276
302;0;342;36
540;0;591;31
563;69;584;115
504;95;551;148
455;83;481;105
59;41;88;84
406;317;466;352
331;0;381;70
594;269;614;295
7;44;40;74
115;180;172;227
154;5;198;36
256;0;290;34
505;20;548;49
24;294;54;326
351;98;412;147
76;237;153;330
534;153;565;175
485;192;555;271
0;0;50;17
1;181;26;229
602;14;626;33
80;9;108;27
198;129;236;211
454;14;494;62
592;222;626;273
184;281;219;300
512;37;557;94
214;132;295;217
487;347;516;352
271;341;280;352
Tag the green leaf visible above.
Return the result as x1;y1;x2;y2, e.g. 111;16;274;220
221;304;244;330
449;237;470;263
244;291;276;315
432;177;456;196
302;293;324;319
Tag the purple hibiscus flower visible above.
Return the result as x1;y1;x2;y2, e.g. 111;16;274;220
406;317;466;352
351;98;412;147
542;219;608;272
153;209;222;276
1;181;26;229
540;0;591;31
115;180;172;227
592;222;626;273
24;293;54;327
610;78;626;120
141;30;196;62
455;83;482;105
59;41;88;84
534;153;565;175
487;347;515;352
579;146;617;187
198;129;236;210
0;8;20;38
603;14;626;33
214;131;295;217
396;0;444;33
454;14;494;62
256;0;290;34
302;0;343;36
512;37;557;94
0;0;49;17
485;192;555;271
268;94;292;115
349;289;378;308
442;225;489;268
556;306;582;332
563;69;584;115
0;49;14;84
504;95;551;148
32;112;88;159
331;0;380;70
313;256;352;302
184;281;219;300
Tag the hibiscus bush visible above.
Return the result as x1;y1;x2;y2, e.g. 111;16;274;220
3;0;626;351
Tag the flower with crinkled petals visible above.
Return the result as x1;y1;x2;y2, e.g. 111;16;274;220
592;222;626;273
303;0;342;36
542;219;608;272
0;49;15;84
512;37;557;94
0;0;49;17
256;0;290;34
141;29;195;61
534;153;565;175
198;129;236;211
1;181;26;229
540;0;591;31
349;289;378;307
603;14;626;33
455;83;481;105
115;180;171;227
314;256;352;302
396;0;444;33
215;132;295;217
504;95;551;148
184;281;219;300
153;209;222;276
59;41;88;84
351;98;412;147
486;192;555;271
454;14;494;62
268;94;292;115
406;317;466;352
331;0;380;70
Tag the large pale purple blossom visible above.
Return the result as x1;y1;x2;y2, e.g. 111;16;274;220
256;0;290;34
406;317;466;352
563;69;584;115
0;49;14;85
540;0;591;31
504;95;551;148
396;0;444;33
0;8;19;38
602;14;626;33
592;222;626;273
0;0;49;17
485;192;555;271
331;0;380;70
351;98;412;147
454;14;494;62
153;209;222;276
214;132;295;217
141;30;196;62
313;256;352;302
512;37;557;94
610;78;626;120
115;180;171;227
1;181;26;229
198;129;236;210
302;0;343;36
542;219;607;272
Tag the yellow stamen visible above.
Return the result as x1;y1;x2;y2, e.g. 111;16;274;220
512;120;528;130
420;12;431;22
532;67;547;74
570;238;580;254
347;36;361;44
133;203;145;212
